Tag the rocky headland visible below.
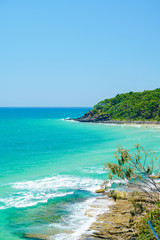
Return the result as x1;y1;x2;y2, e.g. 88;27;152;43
70;111;160;125
68;88;160;125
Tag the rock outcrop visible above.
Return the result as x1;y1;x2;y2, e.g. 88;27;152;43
81;190;156;240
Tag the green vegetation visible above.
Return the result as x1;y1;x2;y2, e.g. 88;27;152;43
105;144;160;203
104;145;160;239
138;206;160;240
91;88;160;121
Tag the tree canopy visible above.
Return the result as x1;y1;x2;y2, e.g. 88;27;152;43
91;88;160;121
105;144;160;203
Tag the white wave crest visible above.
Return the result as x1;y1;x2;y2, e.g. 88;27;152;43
82;167;105;174
0;175;102;209
12;175;101;192
52;197;113;240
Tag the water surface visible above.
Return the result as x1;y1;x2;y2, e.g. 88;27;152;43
0;108;160;239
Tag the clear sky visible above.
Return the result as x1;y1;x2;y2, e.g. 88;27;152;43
0;0;160;107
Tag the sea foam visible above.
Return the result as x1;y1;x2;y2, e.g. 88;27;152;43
0;175;102;209
52;196;113;240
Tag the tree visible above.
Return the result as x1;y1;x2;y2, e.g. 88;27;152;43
104;144;160;203
84;88;160;121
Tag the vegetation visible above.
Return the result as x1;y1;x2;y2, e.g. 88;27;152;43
138;206;160;240
105;144;160;203
104;145;160;239
91;88;160;121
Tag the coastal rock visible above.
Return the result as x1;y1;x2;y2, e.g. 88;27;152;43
150;174;160;179
83;191;157;240
95;189;105;193
72;112;110;123
85;199;138;240
107;190;129;200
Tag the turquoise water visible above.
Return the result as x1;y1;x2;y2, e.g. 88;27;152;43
0;108;160;240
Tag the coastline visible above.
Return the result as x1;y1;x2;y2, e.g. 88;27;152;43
66;118;160;127
81;195;134;240
80;190;158;240
64;117;160;239
23;190;115;240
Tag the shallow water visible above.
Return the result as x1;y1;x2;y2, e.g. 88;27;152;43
0;108;160;239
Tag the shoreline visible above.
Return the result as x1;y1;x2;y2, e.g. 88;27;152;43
81;190;157;240
81;178;160;240
81;197;135;240
66;118;160;127
24;192;115;240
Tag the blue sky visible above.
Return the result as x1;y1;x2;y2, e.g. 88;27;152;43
0;0;160;107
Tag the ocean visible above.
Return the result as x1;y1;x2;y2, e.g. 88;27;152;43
0;108;160;240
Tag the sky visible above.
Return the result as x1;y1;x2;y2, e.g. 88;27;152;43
0;0;160;107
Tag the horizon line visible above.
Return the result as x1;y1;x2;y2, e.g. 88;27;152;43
0;106;93;108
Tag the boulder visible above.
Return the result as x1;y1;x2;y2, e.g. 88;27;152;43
107;190;129;200
95;189;105;193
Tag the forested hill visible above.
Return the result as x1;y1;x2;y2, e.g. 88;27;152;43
75;88;160;123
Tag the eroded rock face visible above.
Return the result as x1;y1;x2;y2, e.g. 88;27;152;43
70;111;110;123
68;111;160;125
83;199;137;240
82;191;157;240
